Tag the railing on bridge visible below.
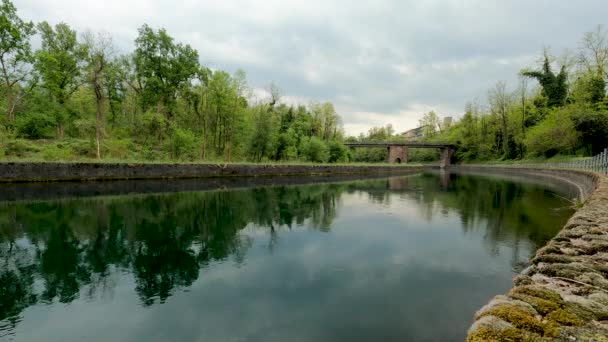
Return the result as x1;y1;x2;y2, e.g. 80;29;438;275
491;148;608;175
343;141;454;148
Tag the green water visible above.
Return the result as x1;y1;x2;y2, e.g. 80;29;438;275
0;171;574;341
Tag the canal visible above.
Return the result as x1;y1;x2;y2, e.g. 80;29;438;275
0;171;575;341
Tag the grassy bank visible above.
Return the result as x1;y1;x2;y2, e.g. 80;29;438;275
0;137;424;166
459;155;589;165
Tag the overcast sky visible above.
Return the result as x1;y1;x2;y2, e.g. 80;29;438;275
14;0;608;135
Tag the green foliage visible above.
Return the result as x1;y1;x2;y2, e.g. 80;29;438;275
41;143;72;161
419;111;440;138
132;24;200;113
570;72;607;106
3;138;40;157
102;139;134;159
569;109;608;155
248;106;277;162
35;22;87;105
164;125;199;161
14;112;54;139
299;137;329;163
138;110;166;144
0;125;7;157
3;0;608;165
327;141;348;163
409;148;439;162
521;55;568;108
275;130;298;161
0;2;352;164
0;0;36;121
524;108;579;157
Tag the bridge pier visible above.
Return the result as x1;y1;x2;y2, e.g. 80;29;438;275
387;146;408;164
439;147;454;168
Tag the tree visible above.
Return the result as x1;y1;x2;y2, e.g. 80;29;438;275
419;110;440;138
248;106;277;162
575;26;608;106
578;25;608;79
203;70;248;159
82;31;114;159
521;53;568;108
0;0;35;121
132;24;199;119
517;76;528;157
488;81;513;156
266;82;281;108
35;22;87;138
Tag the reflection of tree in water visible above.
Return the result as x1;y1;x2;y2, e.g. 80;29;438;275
339;173;573;273
39;224;91;303
0;174;572;334
133;217;199;305
0;182;345;328
394;173;573;271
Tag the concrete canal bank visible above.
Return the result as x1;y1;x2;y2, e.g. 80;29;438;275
460;167;608;341
0;162;422;182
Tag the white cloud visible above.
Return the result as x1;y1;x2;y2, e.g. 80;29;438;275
340;103;458;136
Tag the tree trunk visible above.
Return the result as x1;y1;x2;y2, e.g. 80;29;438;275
501;108;508;156
5;87;15;121
95;96;103;159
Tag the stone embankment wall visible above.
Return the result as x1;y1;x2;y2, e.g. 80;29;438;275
0;162;421;182
0;172;419;202
464;167;608;341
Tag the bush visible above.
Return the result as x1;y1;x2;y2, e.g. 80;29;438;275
164;126;199;161
0;127;7;159
14;113;55;139
41;144;73;161
139;111;166;143
66;140;96;158
409;148;439;162
327;141;348;163
525;108;579;157
4;139;41;157
103;139;135;159
569;110;608;155
141;145;163;161
299;137;329;163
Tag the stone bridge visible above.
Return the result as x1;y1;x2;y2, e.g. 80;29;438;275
344;142;456;167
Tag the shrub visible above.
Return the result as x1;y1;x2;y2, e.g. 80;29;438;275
67;140;96;158
569;110;608;155
4;139;41;157
299;137;329;163
41;144;73;161
524;108;579;157
409;148;439;162
0;126;7;158
164;126;199;161
14;113;55;139
103;139;135;159
327;141;348;163
139;111;166;144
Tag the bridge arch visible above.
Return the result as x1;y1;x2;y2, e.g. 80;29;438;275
344;141;455;168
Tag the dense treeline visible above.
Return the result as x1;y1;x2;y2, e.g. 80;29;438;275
2;0;606;164
0;0;346;163
352;27;608;163
426;27;608;161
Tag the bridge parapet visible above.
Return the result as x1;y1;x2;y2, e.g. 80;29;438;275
344;141;455;167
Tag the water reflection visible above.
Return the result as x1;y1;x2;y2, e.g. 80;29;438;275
0;172;573;341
